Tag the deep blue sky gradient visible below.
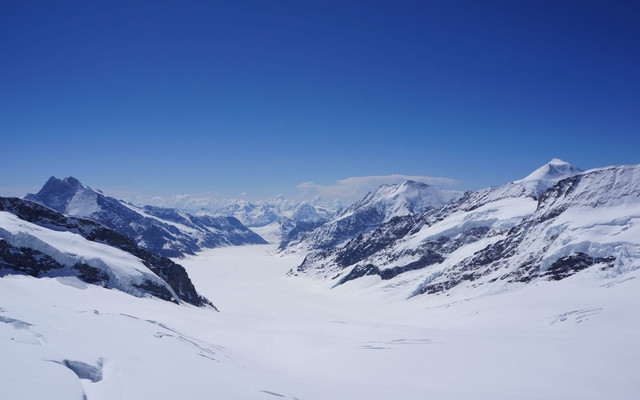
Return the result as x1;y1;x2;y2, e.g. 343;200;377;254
1;1;639;199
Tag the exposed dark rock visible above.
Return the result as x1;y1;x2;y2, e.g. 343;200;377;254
0;197;214;308
379;251;445;280
0;239;62;277
133;279;175;302
335;215;417;268
338;249;445;285
338;264;380;283
60;359;103;382
282;180;460;251
278;219;327;250
543;253;616;281
300;216;493;286
292;161;639;299
142;205;267;248
72;262;110;286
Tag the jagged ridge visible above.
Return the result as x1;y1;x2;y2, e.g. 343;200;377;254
25;177;266;258
291;160;640;298
0;197;215;308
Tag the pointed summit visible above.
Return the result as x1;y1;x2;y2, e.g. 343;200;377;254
38;176;84;195
520;158;582;182
397;180;430;192
516;159;582;197
282;180;463;251
25;176;97;215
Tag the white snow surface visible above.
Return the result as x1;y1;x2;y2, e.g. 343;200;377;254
0;211;175;300
345;180;462;222
66;187;101;216
250;221;285;244
404;196;537;251
503;164;640;275
1;244;639;399
514;158;582;197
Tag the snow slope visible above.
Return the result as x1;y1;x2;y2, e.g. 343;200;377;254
414;163;640;295
293;159;629;297
0;197;212;307
514;157;583;198
0;211;177;300
1;244;639;399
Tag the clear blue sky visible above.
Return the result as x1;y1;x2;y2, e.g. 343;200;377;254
1;1;638;200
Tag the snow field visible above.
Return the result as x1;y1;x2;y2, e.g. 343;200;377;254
1;244;639;399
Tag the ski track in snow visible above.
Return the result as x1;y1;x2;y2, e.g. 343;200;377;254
1;244;639;399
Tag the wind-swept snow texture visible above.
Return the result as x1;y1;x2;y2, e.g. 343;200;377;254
1;244;638;399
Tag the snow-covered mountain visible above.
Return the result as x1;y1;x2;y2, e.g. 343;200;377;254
25;177;266;258
204;198;335;227
289;159;640;298
0;197;213;307
200;198;336;244
2;161;640;399
513;157;583;198
281;180;463;252
415;163;640;295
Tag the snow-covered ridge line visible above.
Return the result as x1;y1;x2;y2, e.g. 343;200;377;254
25;176;266;258
281;180;463;252
0;210;177;299
0;197;214;308
202;198;337;228
291;159;640;299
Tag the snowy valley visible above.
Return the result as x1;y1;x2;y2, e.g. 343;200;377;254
2;244;638;399
1;159;640;399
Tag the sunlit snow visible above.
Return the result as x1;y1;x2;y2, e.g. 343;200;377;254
1;244;638;399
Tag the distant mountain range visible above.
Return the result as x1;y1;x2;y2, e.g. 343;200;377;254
204;198;336;228
289;159;640;298
25;177;266;258
280;180;462;252
197;197;337;244
2;159;638;305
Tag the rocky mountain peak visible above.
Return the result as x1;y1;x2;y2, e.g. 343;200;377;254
62;176;82;186
26;176;93;215
25;176;266;258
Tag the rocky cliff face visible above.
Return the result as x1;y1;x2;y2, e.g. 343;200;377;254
0;197;215;308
